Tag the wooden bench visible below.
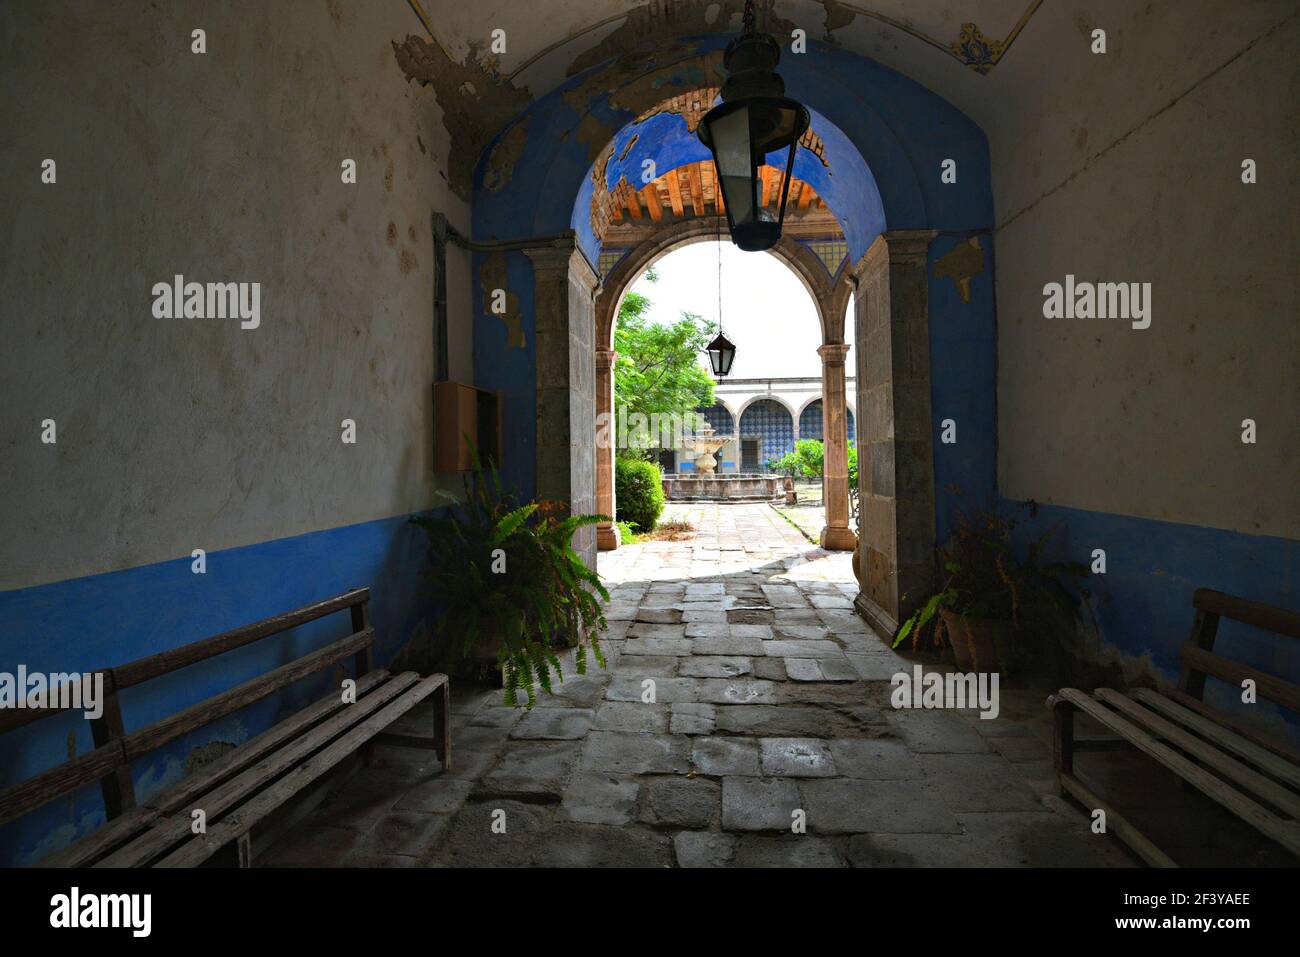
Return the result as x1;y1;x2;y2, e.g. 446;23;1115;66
0;587;450;867
1047;588;1300;867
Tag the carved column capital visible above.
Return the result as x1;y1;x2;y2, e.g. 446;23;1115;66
883;228;939;265
851;229;938;279
817;342;851;366
524;244;600;296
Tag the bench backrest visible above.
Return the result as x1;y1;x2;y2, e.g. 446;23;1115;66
1176;588;1300;721
0;588;374;829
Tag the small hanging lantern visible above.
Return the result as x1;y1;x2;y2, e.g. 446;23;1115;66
697;0;810;252
706;214;736;377
706;332;736;377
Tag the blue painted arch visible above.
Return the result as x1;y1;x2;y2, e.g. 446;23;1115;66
472;36;993;266
469;34;996;517
583;101;885;268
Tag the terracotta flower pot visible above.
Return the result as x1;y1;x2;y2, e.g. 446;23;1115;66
851;547;863;588
939;609;1010;673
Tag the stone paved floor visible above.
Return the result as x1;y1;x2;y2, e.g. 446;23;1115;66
771;480;825;543
260;503;1134;868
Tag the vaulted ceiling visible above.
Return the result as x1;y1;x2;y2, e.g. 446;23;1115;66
398;0;1054;205
405;0;1044;126
403;0;1294;240
412;0;1042;97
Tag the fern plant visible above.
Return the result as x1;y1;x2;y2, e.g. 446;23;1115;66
410;461;610;707
892;501;1089;661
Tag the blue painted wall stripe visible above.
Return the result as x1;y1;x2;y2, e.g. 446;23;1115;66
0;511;434;866
1005;499;1300;741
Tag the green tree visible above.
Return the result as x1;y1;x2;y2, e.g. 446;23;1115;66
613;279;716;452
793;439;825;479
769;449;800;476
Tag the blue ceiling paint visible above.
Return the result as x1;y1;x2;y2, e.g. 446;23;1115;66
584;103;887;266
474;35;990;265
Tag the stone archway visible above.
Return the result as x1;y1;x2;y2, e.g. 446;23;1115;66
850;230;939;635
466;44;988;633
590;218;857;552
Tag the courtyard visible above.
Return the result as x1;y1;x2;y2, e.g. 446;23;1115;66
2;0;1295;897
260;504;1130;868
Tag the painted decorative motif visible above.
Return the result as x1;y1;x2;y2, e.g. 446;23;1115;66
950;22;1006;75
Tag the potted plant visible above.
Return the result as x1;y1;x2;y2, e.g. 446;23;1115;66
408;461;610;707
892;503;1089;675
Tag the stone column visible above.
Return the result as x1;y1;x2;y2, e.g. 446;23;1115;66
594;347;620;550
817;342;856;551
852;230;938;638
525;245;599;570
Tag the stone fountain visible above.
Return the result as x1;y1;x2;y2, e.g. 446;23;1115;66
661;420;783;502
681;420;728;475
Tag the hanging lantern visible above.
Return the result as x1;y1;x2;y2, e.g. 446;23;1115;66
697;0;810;252
706;332;736;377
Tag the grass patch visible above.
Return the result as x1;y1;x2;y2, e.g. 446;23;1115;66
771;504;817;544
617;519;696;544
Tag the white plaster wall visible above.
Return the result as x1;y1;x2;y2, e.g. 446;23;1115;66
0;0;472;589
986;2;1299;539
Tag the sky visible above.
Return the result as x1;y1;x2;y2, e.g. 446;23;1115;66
623;241;853;380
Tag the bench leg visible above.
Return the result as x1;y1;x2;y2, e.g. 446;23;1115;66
237;832;252;869
1048;694;1075;796
433;681;451;772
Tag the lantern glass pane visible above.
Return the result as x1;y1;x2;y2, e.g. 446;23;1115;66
710;104;754;226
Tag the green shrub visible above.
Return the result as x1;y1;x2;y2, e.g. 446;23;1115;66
615;456;665;532
794;439;825;478
769;449;800;476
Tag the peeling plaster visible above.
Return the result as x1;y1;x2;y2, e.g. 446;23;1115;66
479;253;525;349
392;34;532;200
820;0;857;38
185;740;237;774
563;1;798;80
483;119;530;192
933;235;985;304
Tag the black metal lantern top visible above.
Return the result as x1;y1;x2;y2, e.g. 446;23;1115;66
697;0;810;252
706;331;736;377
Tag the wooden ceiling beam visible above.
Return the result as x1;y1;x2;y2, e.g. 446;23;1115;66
593;161;832;244
603;205;842;246
687;163;706;215
665;167;686;217
641;184;663;222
